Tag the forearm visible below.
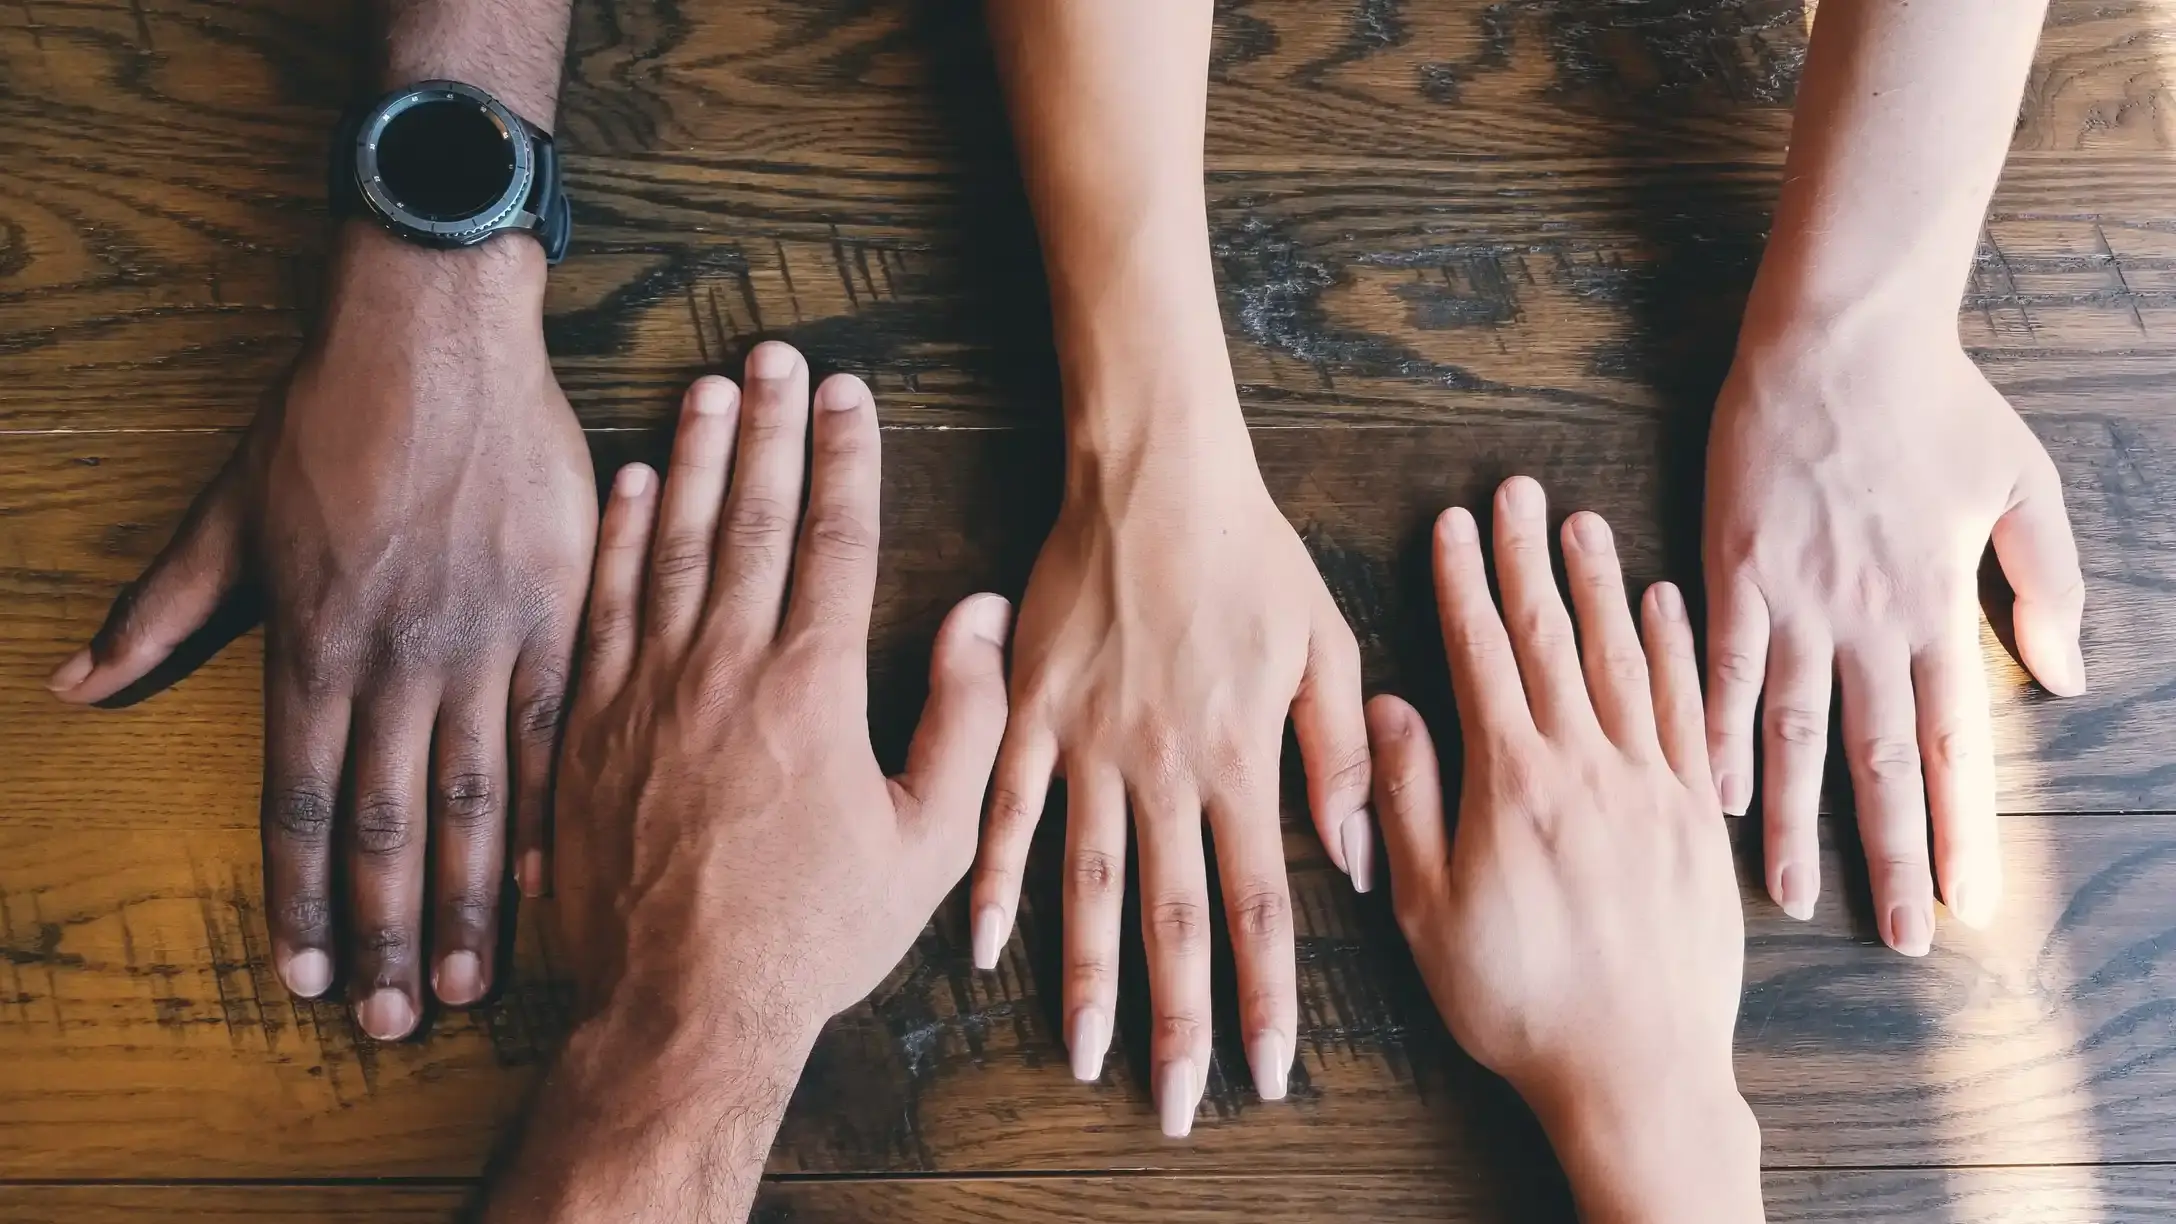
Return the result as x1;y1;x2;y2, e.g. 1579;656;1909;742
1525;1064;1765;1224
984;0;1245;473
1746;0;2048;336
375;0;572;128
482;984;816;1224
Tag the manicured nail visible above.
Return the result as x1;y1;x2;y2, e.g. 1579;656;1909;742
615;463;652;497
434;951;485;1006
357;988;416;1041
2055;641;2088;697
281;948;332;999
1717;772;1750;816
1249;1032;1289;1102
1501;475;1543;515
1341;812;1374;894
971;905;1006;971
1653;582;1685;621
747;341;797;380
962;594;1012;648
1887;904;1932;957
46;648;92;693
1068;1007;1109;1082
518;850;546;898
1157;1057;1198;1138
1777;863;1814;921
1571;511;1609;550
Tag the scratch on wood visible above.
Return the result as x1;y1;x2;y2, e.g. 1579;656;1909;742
686;284;712;367
775;238;805;322
829;227;861;312
2094;222;2150;337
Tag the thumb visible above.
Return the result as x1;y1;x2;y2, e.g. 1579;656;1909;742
1991;448;2086;697
49;463;247;705
894;594;1014;870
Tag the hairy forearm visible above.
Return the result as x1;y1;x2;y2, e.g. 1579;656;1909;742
1747;0;2048;335
375;0;572;127
482;985;816;1224
985;0;1244;469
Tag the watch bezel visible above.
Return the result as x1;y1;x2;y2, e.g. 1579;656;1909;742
355;80;536;247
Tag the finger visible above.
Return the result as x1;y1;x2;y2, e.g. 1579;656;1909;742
260;657;349;1001
1061;767;1127;1086
1492;477;1593;738
1293;605;1373;893
1432;506;1532;737
710;341;812;643
781;374;882;643
1703;570;1769;817
895;594;1013;896
50;461;246;704
1761;625;1832;922
972;699;1055;971
1204;772;1297;1105
1560;512;1657;755
345;689;436;1040
576;463;660;711
1135;785;1213;1139
643;376;742;649
1915;621;1999;930
1366;695;1449;906
1838;640;1935;957
1992;447;2086;697
430;674;512;1007
1640;584;1711;787
509;614;575;900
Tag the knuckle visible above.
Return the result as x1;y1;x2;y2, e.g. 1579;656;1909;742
586;605;637;650
1068;848;1122;899
1712;648;1762;687
436;771;500;831
726;497;794;544
1511;611;1573;654
1066;953;1114;991
647;534;712;585
352;793;417;858
1927;727;1980;769
1229;885;1289;943
1856;735;1923;782
516;683;568;746
986;788;1044;840
275;892;332;938
1767;706;1827;748
1154;1015;1205;1051
358;925;415;964
1319;744;1372;800
1147;898;1209;955
802;511;876;562
1598;644;1647;685
1378;764;1436;819
267;784;336;843
439;890;498;936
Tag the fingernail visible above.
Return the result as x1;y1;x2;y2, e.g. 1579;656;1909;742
1248;1032;1289;1102
357;988;416;1041
517;850;545;898
971;905;1006;971
962;594;1012;648
1502;475;1543;515
1157;1057;1198;1138
46;648;92;693
1888;904;1932;957
1777;863;1814;921
1717;772;1750;815
1440;507;1477;544
615;463;652;497
434;951;485;1006
1946;879;1995;930
747;341;797;380
690;375;736;413
1341;812;1374;894
2058;641;2088;696
281;949;332;998
1653;582;1685;621
1068;1007;1110;1082
1571;512;1609;550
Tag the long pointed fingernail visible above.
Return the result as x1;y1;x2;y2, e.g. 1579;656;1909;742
357;989;417;1041
1249;1032;1289;1102
281;948;332;999
1341;812;1374;894
2055;641;2088;696
1777;863;1814;921
1157;1057;1198;1138
971;905;1006;971
46;648;92;693
1717;772;1750;815
517;850;546;898
1068;1007;1109;1082
1887;903;1932;957
435;951;485;1006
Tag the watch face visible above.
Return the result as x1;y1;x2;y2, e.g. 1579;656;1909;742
376;98;515;222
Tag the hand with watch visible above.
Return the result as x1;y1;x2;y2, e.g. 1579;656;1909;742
49;73;592;1041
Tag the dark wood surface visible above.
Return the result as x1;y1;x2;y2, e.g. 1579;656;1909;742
5;0;2176;1219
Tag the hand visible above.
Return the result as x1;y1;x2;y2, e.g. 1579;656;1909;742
969;418;1371;1137
492;350;1011;1224
46;224;597;1036
1369;477;1760;1224
1703;320;2085;952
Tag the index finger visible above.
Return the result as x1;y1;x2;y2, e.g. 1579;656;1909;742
1432;506;1532;738
781;373;881;643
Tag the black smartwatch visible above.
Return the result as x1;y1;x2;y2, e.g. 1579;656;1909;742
329;80;571;263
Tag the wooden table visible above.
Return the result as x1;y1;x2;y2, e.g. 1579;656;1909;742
5;1;2176;1219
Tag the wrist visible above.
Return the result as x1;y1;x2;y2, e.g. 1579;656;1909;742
1522;1062;1763;1224
1738;229;1964;353
324;220;548;316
